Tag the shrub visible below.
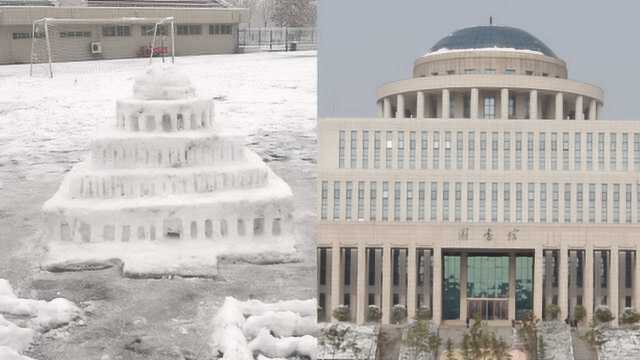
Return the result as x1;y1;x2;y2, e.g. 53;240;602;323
594;306;615;324
391;304;407;324
332;305;350;322
545;303;561;320
574;304;586;323
415;307;432;321
621;308;640;324
367;305;381;322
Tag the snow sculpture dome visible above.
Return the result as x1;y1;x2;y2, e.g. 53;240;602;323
42;66;294;258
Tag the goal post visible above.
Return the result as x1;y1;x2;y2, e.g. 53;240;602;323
30;16;176;78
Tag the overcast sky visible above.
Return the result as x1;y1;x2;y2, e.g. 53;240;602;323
318;0;640;119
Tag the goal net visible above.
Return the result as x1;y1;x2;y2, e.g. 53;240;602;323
30;16;175;78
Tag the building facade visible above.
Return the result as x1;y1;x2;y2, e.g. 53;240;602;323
0;5;246;65
317;25;640;327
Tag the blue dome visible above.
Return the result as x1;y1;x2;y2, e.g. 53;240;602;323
429;26;557;58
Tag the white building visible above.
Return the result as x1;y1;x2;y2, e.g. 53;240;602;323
317;25;640;327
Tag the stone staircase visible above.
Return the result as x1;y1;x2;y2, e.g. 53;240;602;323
599;327;640;360
571;328;596;360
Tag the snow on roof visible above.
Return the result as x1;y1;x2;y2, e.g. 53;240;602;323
424;46;545;57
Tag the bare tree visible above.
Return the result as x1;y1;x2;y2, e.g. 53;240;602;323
271;0;316;27
225;0;260;26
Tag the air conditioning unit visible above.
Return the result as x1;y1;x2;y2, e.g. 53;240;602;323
90;42;102;54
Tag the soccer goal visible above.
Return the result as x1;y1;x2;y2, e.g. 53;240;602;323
30;16;175;78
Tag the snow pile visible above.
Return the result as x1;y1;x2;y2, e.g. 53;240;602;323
600;327;640;360
0;279;81;359
211;297;318;360
318;322;378;360
132;64;196;100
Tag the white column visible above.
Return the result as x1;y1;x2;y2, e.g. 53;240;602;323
470;88;479;119
460;253;468;322
356;244;366;324
432;247;442;325
508;253;516;320
381;245;391;324
610;246;619;326
555;92;564;120
383;97;392;118
585;245;594;322
589;99;597;120
330;244;341;321
559;244;569;321
377;101;384;118
529;90;538;120
407;244;417;319
635;246;640;312
576;95;584;120
396;94;405;119
501;88;509;120
416;91;425;119
442;89;450;120
534;246;544;320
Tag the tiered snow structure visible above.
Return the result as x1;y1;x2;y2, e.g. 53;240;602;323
0;279;81;360
42;65;295;276
210;297;318;360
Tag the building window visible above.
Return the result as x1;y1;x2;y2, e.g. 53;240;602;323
508;96;516;118
483;96;496;119
491;183;498;222
504;132;511;170
527;183;535;223
430;182;438;221
420;131;428;169
60;31;91;38
368;249;376;286
433;131;440;169
598;133;605;170
418;182;426;221
464;68;477;74
527;132;534;170
456;131;464;169
386;131;393;169
610;133;617;170
587;133;594;170
463;95;470;118
479;183;486;222
622;133;629;170
589;184;596;223
468;131;475;169
455;182;462;222
338;130;345;168
344;248;352;286
141;24;168;36
480;132;487;170
345;181;353;221
539;132;546;170
552;183;559;223
516;183;523;223
409;131;416;169
102;25;130;37
491;132;499;170
562;132;570;170
321;181;328;220
362;130;369;169
577;184;584;223
444;131;452;169
484;68;496;74
467;183;475;222
370;182;377;221
12;32;37;40
626;184;632;224
382;181;389;221
515;132;522;170
176;24;202;35
357;181;365;221
397;131;405;169
505;68;516;74
350;130;357;168
394;182;401;221
333;182;341;220
406;182;414;221
634;133;640;170
550;132;558;170
575;132;582;170
209;24;233;35
601;184;608;223
443;182;450;222
564;183;572;223
540;183;547;223
613;184;620;224
374;131;381;168
503;183;511;222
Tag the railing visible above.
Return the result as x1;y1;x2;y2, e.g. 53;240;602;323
238;27;317;51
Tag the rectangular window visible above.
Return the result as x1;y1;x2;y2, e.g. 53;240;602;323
420;131;428;169
461;182;472;222
539;132;546;170
491;132;499;170
386;131;393;169
508;96;516;118
587;133;594;170
418;182;426;221
350;130;357;168
409;131;416;169
444;131;452;169
321;181;328;220
406;182;414;221
610;133;617;170
209;24;233;35
382;182;389;221
575;132;582;170
60;31;91;38
564;183;571;223
362;130;369;169
480;132;487;170
456;131;464;169
374;131;381;168
527;132;534;170
626;184;632;224
443;182;450;221
357;181;365;221
601;184;608;223
397;131;405;169
562;132;570;170
338;130;345;168
540;183;547;223
589;184;596;223
528;183;535;223
551;183;560;223
433;131;440;169
613;184;620;224
370;182;377;221
176;24;202;35
516;183;523;223
333;182;341;220
551;132;558;170
455;182;462;222
635;133;640;170
102;25;130;37
394;182;401;221
483;96;496;119
515;132;522;170
141;24;168;36
12;32;35;40
479;182;486;222
345;181;353;221
430;182;438;221
598;133;605;170
503;183;511;222
577;184;584;223
504;132;511;170
623;133;629;170
491;183;498;222
468;131;475;169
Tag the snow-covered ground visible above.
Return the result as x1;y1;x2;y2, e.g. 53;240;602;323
0;51;316;359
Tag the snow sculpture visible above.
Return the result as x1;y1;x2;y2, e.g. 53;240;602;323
43;65;293;249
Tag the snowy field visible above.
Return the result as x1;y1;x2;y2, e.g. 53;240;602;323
0;51;316;359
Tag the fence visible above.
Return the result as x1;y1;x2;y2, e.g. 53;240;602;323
238;27;316;51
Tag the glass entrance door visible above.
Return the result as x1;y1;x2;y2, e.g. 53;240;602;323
467;299;508;320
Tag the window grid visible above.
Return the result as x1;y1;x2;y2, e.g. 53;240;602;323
333;181;341;220
467;183;475;222
409;131;416;169
362;130;369;169
350;131;357;168
503;183;511;223
338;130;345;168
406;182;414;221
394;182;401;221
370;182;377;221
345;181;353;221
386;131;393;169
357;181;365;221
397;131;405;169
374;131;381;169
